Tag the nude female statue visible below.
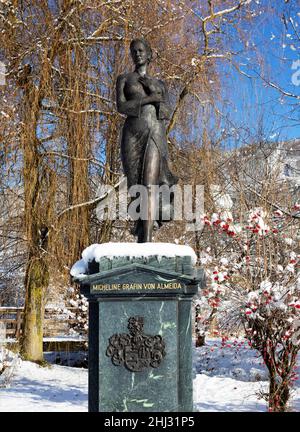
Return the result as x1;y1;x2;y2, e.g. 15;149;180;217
116;38;177;242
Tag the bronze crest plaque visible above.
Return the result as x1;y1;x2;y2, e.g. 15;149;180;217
106;317;166;372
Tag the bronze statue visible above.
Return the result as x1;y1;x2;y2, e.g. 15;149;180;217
116;38;178;242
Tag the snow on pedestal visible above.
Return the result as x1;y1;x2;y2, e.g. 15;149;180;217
70;242;198;278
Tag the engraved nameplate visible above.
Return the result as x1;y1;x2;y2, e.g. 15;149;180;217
92;282;182;292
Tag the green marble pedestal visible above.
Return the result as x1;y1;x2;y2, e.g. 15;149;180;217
76;253;205;412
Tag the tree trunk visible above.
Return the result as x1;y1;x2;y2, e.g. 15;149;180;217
267;358;291;412
268;374;290;412
19;75;51;361
21;256;49;362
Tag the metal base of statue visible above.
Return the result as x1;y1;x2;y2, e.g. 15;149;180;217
75;248;205;412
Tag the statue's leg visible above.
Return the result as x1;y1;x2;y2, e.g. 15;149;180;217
140;141;160;242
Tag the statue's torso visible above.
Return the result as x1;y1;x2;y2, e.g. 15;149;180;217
123;72;162;121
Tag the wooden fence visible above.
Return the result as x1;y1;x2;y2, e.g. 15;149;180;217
0;306;85;340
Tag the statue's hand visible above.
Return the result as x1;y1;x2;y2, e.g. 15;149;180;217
138;76;160;94
150;93;164;103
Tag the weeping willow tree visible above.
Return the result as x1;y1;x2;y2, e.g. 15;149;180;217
0;0;254;361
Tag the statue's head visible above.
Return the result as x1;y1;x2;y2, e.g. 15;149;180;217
130;38;153;66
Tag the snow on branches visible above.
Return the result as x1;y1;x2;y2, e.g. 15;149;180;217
64;287;88;337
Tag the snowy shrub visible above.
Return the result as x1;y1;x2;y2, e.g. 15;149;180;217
196;205;300;411
64;286;88;337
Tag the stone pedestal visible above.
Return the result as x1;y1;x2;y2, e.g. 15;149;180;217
76;253;205;412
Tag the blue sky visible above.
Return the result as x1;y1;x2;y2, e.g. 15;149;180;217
219;1;300;146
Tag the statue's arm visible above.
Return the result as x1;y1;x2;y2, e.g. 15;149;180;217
116;74;163;117
116;74;141;117
157;80;172;120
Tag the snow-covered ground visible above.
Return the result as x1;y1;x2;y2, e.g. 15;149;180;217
0;338;299;412
193;338;269;412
